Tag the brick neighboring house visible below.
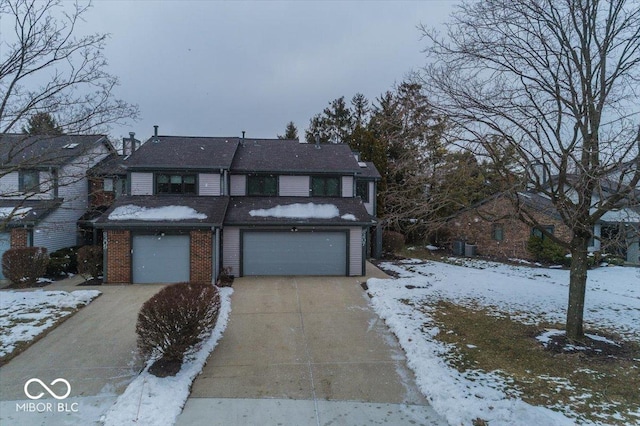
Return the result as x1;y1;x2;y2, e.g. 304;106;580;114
0;134;114;279
447;190;640;264
95;130;381;284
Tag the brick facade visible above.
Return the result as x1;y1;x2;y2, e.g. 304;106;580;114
10;228;29;248
190;230;213;283
448;195;572;260
89;177;115;208
105;229;131;284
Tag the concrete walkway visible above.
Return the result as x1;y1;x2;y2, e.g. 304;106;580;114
177;265;445;425
0;278;165;425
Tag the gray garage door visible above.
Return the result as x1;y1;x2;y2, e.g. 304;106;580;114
132;234;190;283
242;231;347;276
0;233;10;280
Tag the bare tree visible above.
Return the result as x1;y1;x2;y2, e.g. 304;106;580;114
0;0;138;134
422;0;640;339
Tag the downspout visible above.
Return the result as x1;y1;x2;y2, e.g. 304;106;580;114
214;227;220;283
102;230;108;283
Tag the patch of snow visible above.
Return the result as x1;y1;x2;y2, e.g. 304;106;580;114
108;205;206;221
0;207;32;219
101;287;233;426
0;290;101;358
249;203;339;219
426;245;440;251
340;213;356;221
367;258;640;425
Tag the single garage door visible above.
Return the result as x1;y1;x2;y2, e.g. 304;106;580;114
132;234;190;283
242;231;347;276
0;233;10;280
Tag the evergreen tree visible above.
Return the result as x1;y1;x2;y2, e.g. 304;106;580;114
22;112;64;135
305;96;354;144
277;121;298;140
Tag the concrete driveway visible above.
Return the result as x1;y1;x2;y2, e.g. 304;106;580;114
178;265;445;425
0;280;165;425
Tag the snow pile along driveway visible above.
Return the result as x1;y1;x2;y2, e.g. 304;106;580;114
0;290;101;359
367;259;639;425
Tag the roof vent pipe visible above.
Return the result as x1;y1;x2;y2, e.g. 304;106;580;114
153;125;159;143
242;131;245;139
315;134;321;149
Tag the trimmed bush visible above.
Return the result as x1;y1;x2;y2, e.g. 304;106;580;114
77;245;103;278
2;247;49;287
383;230;406;254
47;246;80;277
136;282;221;374
526;236;568;265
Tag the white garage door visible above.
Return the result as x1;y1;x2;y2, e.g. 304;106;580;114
132;234;190;283
0;233;10;280
242;231;347;276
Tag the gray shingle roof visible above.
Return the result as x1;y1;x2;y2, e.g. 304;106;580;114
96;195;229;228
124;136;239;170
231;140;362;174
357;161;382;179
0;134;110;168
88;153;127;176
225;196;373;225
0;199;63;227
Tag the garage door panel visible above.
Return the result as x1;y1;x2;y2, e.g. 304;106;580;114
243;231;347;276
132;234;189;283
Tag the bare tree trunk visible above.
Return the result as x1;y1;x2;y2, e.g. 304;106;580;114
566;234;590;340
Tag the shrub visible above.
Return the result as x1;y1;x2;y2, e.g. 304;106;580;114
136;283;221;373
382;230;406;254
47;246;80;276
526;236;568;265
77;246;103;279
2;247;49;287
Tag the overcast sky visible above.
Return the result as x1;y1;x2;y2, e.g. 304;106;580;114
82;1;456;142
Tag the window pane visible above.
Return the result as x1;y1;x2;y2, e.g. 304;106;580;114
356;181;368;201
311;177;324;195
170;175;182;184
157;175;169;183
183;175;195;184
264;176;277;195
326;178;340;196
22;171;39;192
104;178;114;192
247;176;261;195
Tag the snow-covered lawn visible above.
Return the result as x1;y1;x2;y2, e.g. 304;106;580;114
101;287;233;426
367;258;640;426
0;290;101;361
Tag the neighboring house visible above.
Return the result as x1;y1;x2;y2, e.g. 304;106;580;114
447;189;640;265
96;131;380;284
0;134;114;278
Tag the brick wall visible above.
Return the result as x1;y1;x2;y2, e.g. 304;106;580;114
190;230;212;283
89;178;115;208
10;228;28;248
105;229;131;284
448;195;572;260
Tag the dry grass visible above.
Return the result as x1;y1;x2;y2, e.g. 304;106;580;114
429;301;640;424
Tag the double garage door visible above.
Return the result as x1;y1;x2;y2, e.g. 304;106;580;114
132;234;190;284
242;231;347;276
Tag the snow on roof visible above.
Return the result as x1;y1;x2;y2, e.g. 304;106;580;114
108;205;207;221
340;213;356;221
249;203;345;220
598;207;640;223
0;207;32;219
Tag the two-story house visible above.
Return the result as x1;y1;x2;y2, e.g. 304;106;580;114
0;134;113;278
96;130;380;284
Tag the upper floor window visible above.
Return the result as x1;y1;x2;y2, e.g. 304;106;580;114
311;176;341;197
356;180;369;202
19;170;40;193
247;174;277;196
156;173;196;194
531;225;554;240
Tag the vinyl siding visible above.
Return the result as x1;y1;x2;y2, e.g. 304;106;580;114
279;175;309;197
0;171;20;198
230;175;246;196
222;227;240;276
199;173;221;196
349;227;363;276
33;143;110;252
131;172;153;195
342;176;354;197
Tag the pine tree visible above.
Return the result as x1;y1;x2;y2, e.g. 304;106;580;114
277;121;298;140
22;112;64;135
